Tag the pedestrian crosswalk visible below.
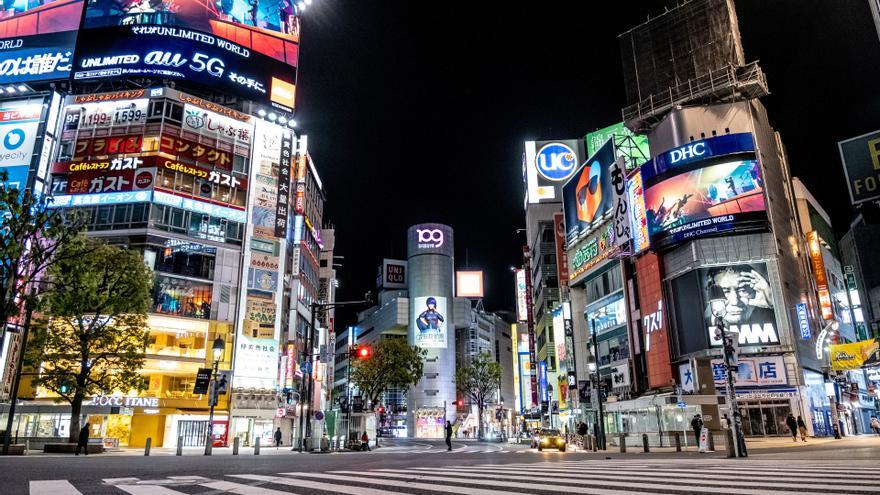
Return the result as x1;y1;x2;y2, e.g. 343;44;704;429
27;458;880;494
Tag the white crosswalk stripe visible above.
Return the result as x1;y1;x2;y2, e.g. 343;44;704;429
28;458;880;494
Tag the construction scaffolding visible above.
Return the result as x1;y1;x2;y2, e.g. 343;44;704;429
618;0;768;133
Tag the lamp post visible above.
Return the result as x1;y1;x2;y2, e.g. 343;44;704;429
588;318;606;450
204;336;225;455
708;284;746;457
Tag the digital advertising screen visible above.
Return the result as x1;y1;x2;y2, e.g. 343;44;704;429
413;295;447;349
700;262;780;347
82;0;299;68
562;140;615;243
643;159;766;248
0;0;84;84
72;25;297;111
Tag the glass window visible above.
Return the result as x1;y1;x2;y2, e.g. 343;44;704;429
155;240;216;280
152;274;212;319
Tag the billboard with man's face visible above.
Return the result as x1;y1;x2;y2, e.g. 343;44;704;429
701;262;780;347
413;296;447;349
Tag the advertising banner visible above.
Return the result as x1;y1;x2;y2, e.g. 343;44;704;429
585;122;650;171
562;140;616;242
182;104;253;145
627;170;650;254
838;129;880;205
0;101;42;168
552;213;569;293
711;355;787;386
73;25;297;111
609;156;631;248
62;98;148;131
274;131;292;238
830;338;880;371
701;263;780;347
66;168;155;194
160;135;233;170
515;269;528;322
644;159;766;248
82;0;300;68
455;271;484;298
806;231;834;320
568;221;616;283
413;296;447;349
0;0;84;84
637;253;673;389
524;139;583;204
73;134;143;160
407;223;454;258
380;259;407;289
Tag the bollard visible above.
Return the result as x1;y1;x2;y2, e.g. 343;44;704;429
144;437;152;456
25;440;29;455
642;434;650;453
674;432;681;452
176;436;183;456
204;433;213;456
725;429;735;458
254;436;260;455
707;431;715;452
585;434;592;452
233;437;240;455
619;433;626;453
592;434;598;452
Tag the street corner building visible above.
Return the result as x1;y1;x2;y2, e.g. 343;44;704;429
512;0;873;448
0;1;341;451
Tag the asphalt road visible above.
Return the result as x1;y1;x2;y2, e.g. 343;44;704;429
4;438;880;494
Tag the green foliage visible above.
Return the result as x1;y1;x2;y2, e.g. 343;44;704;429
455;353;502;440
351;338;425;409
28;237;152;442
0;170;85;324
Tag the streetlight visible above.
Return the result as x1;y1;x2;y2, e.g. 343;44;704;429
204;336;225;455
708;283;746;457
589;317;606;450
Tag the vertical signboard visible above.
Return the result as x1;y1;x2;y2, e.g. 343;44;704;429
233;119;288;389
552;213;569;294
636;253;673;389
515;269;528;322
806;231;833;320
0;100;42;190
627;170;650;254
609;157;631;248
275;132;293;238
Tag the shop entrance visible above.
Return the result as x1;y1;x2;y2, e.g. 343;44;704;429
177;420;209;446
740;400;793;436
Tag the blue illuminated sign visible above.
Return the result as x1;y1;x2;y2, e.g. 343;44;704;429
0;165;30;191
796;303;811;340
642;133;756;181
152;190;247;223
49;190;152;208
535;142;578;182
538;361;548;403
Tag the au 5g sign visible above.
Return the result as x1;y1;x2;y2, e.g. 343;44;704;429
73;26;297;111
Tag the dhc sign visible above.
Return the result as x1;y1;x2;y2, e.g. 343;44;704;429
642;133;757;181
669;142;706;163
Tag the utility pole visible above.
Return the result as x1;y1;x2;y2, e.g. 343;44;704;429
2;289;36;456
590;318;606;450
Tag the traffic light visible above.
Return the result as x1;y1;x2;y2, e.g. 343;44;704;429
358;345;371;359
456;399;464;407
377;405;385;414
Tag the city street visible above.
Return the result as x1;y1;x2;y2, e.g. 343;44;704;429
5;437;880;494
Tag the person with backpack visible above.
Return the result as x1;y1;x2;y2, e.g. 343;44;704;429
690;414;703;445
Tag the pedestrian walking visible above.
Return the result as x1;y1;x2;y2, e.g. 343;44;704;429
274;427;282;448
445;420;453;451
796;416;808;442
870;415;880;436
75;423;90;456
690;414;703;445
785;413;798;442
361;431;371;451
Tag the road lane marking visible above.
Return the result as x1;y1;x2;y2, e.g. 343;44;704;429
30;480;82;495
115;485;189;495
279;472;560;495
199;480;290;494
230;474;412;495
328;469;635;495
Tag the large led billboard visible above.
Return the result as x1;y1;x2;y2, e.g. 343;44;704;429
82;0;299;68
413;295;448;349
0;0;84;84
838;129;880;205
585;122;650;171
640;133;767;249
562;140;615;243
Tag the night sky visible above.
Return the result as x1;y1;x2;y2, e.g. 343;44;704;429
295;1;880;327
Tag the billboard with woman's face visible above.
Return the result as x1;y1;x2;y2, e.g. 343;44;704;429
414;296;447;349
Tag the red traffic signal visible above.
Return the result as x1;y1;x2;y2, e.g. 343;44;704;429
457;399;464;407
358;345;371;359
377;406;385;413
